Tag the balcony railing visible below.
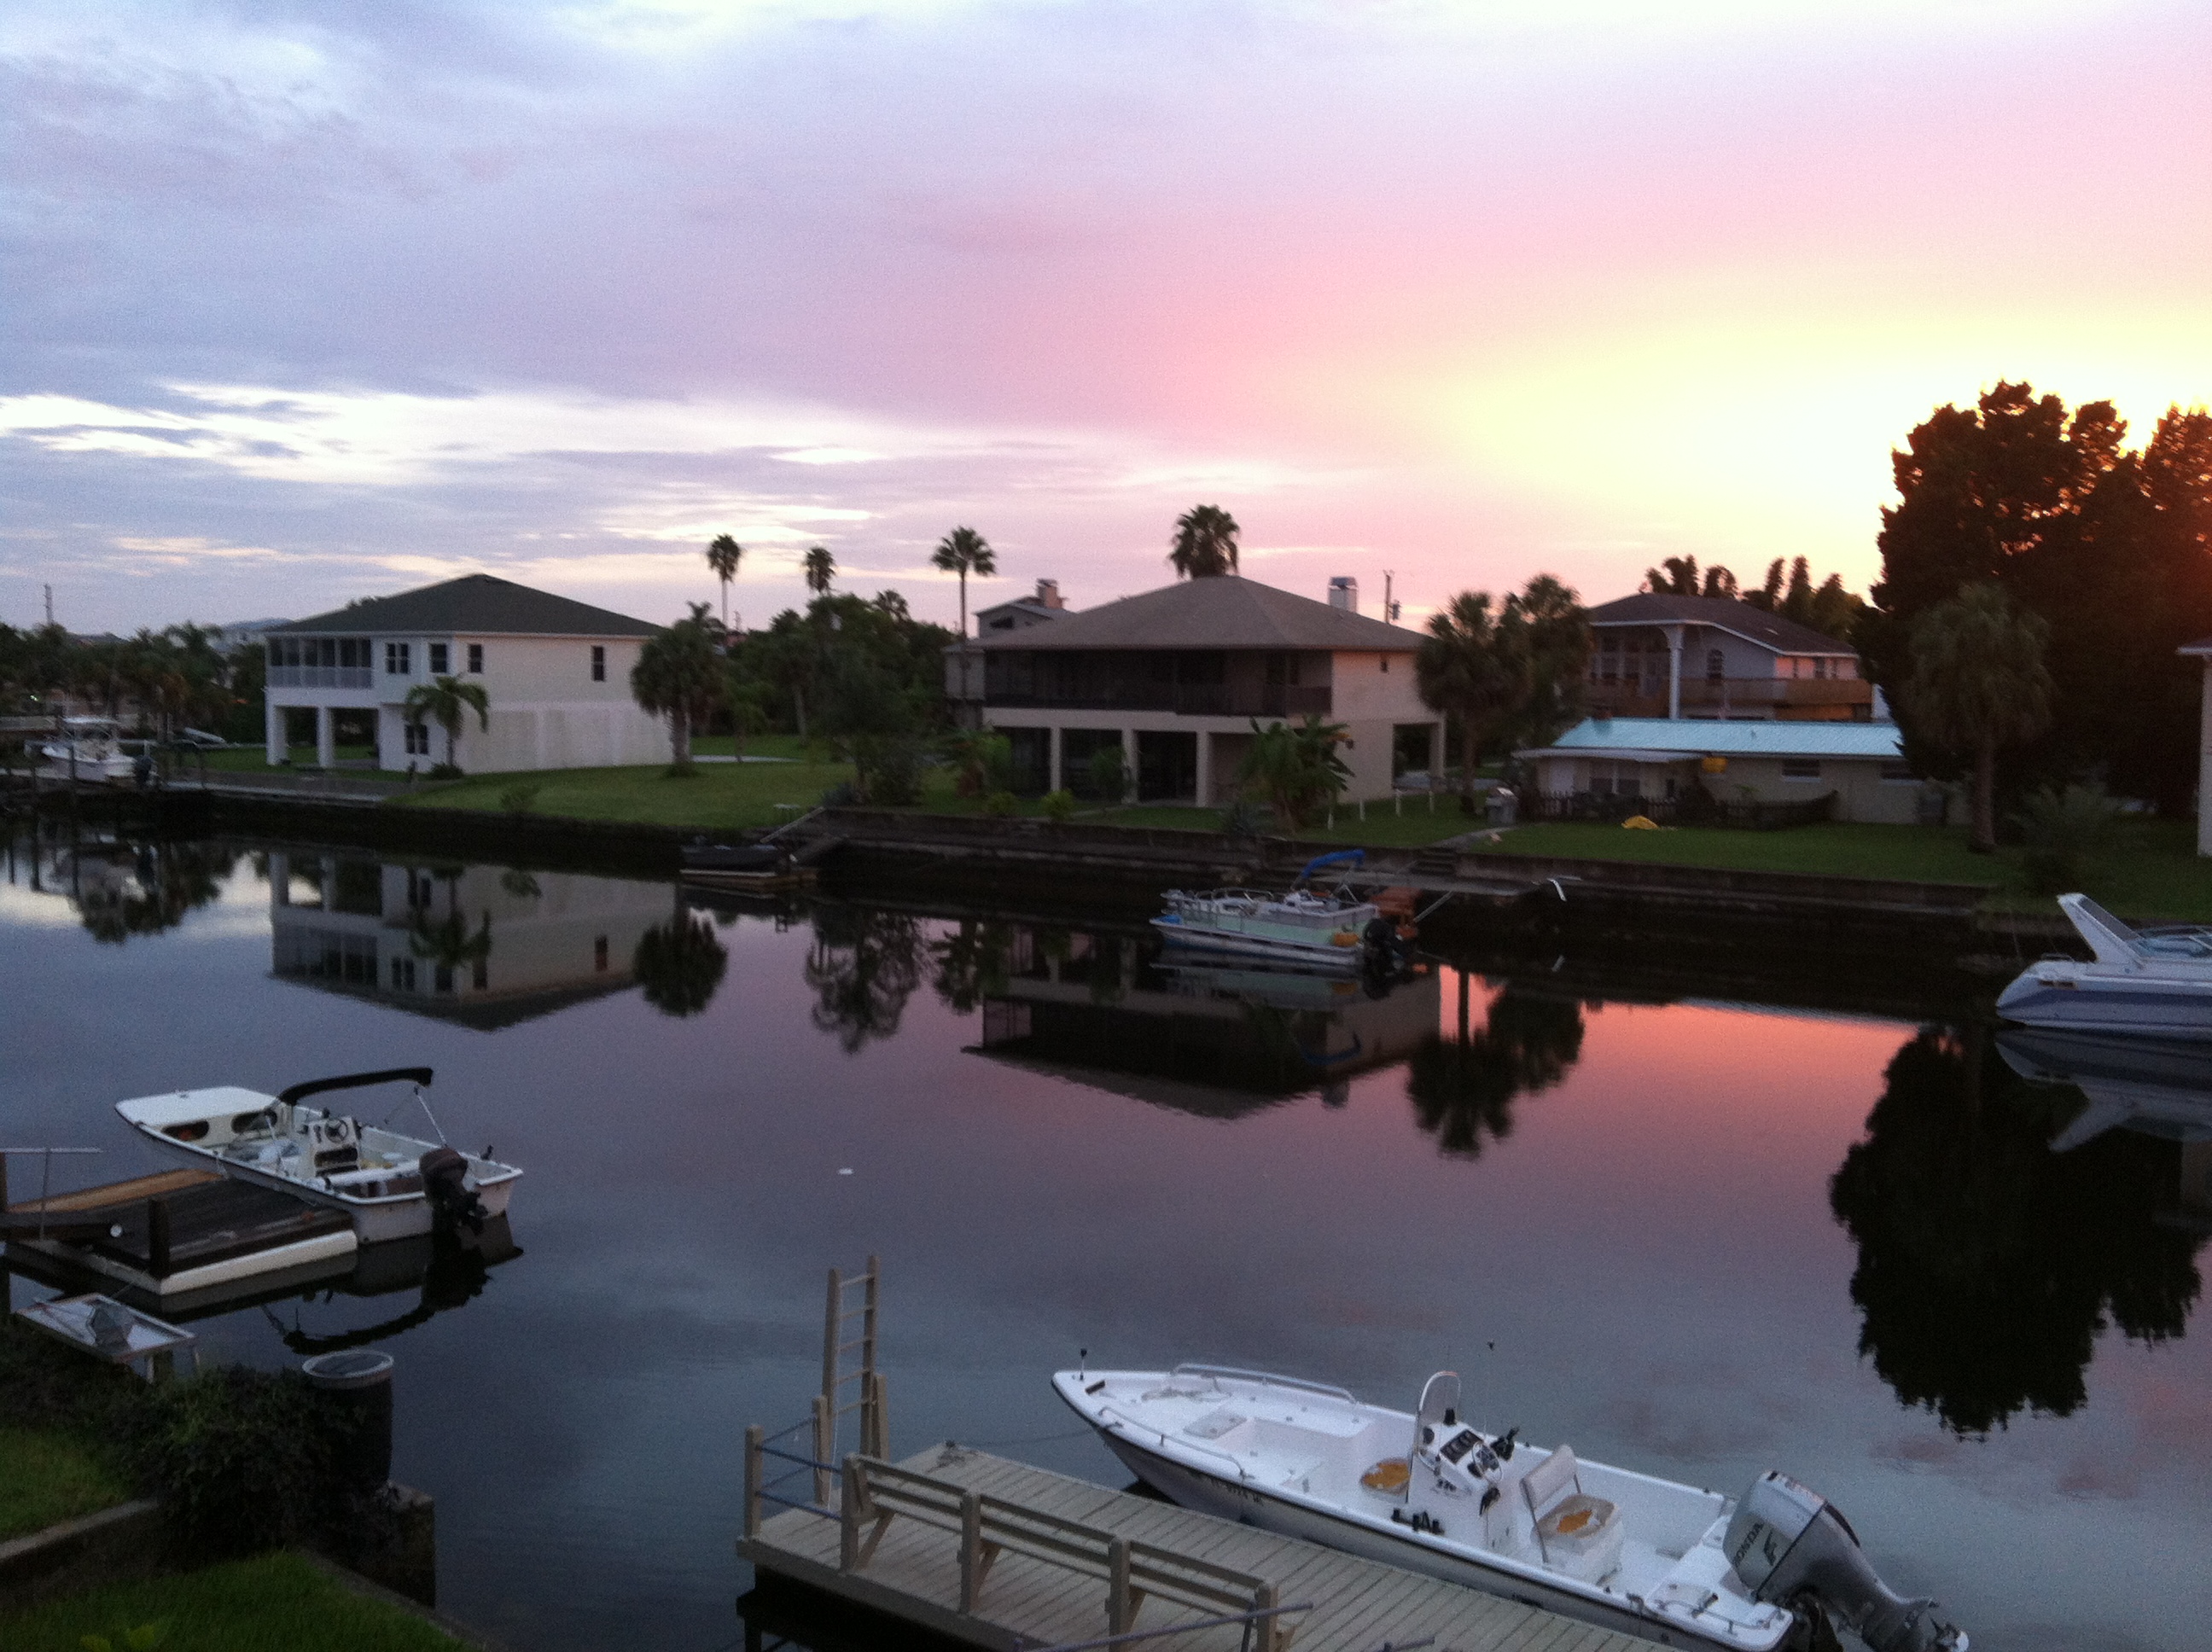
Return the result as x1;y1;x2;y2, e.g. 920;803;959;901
1588;676;1870;717
267;666;375;690
984;684;1332;718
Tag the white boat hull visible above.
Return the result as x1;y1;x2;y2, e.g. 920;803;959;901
1150;917;1368;969
1995;973;2212;1040
148;1145;517;1242
1093;1428;1726;1649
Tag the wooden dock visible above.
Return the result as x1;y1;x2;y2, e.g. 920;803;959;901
742;1444;1653;1652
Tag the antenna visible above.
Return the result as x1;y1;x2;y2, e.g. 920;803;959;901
1383;570;1401;623
44;584;54;626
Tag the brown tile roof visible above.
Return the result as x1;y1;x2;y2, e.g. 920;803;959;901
270;573;659;638
970;575;1423;652
1588;593;1854;654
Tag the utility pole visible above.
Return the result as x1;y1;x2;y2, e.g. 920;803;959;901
1383;571;1401;624
44;585;54;626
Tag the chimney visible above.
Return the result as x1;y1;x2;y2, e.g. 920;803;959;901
1328;576;1358;614
1035;579;1064;609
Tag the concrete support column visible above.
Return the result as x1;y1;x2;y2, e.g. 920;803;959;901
1048;725;1062;794
315;706;335;770
1121;728;1139;804
1664;625;1685;720
1195;730;1212;807
269;852;290;905
265;700;286;766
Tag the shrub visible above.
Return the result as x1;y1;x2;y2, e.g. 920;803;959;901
981;789;1020;817
2013;782;2119;893
865;737;926;806
427;762;464;781
1220;799;1268;838
820;781;858;808
1039;788;1076;823
498;782;540;814
1086;745;1128;803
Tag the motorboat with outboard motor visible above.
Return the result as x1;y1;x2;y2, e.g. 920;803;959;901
1057;1364;1965;1652
37;718;139;784
1996;894;2212;1040
1152;851;1415;970
117;1067;519;1244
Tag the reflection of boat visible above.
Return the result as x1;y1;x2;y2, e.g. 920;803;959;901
1997;894;2212;1039
1057;1365;1965;1652
1995;1028;2212;1149
1153;854;1411;969
118;1067;520;1244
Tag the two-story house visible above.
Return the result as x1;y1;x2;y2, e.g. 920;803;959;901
1585;593;1873;721
952;574;1440;803
261;574;668;773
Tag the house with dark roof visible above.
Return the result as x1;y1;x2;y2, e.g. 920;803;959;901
950;573;1440;804
1585;593;1875;722
261;574;667;773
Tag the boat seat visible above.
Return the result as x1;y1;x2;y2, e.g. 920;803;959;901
1359;1457;1410;1500
1522;1446;1622;1583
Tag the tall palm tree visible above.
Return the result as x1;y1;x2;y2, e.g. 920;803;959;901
1415;592;1531;797
630;605;726;772
1905;583;2053;852
403;676;491;771
803;545;837;596
930;526;996;637
705;534;743;631
1169;505;1240;578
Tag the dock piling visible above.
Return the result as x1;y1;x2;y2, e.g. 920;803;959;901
742;1424;764;1540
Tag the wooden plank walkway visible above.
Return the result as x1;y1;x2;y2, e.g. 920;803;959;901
741;1446;1653;1652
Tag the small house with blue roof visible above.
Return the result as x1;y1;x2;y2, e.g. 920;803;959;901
1516;717;1922;824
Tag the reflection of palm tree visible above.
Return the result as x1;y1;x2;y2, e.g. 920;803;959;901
633;896;729;1018
76;841;239;944
806;906;923;1051
409;907;493;979
1406;976;1584;1159
931;919;1014;1013
1829;1027;2205;1435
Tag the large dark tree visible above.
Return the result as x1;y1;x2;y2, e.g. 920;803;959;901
1861;383;2212;811
1829;1027;2205;1435
1406;974;1585;1159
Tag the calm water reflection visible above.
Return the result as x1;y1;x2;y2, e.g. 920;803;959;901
3;828;2209;1651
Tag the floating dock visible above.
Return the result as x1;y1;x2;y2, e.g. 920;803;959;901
742;1443;1651;1652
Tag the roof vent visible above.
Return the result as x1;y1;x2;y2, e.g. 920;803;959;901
1328;576;1358;614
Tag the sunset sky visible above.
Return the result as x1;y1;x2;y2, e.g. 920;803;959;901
3;0;2208;636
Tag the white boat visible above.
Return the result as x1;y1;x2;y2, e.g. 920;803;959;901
1057;1364;1965;1652
1996;894;2212;1040
117;1067;519;1245
37;718;140;784
1152;852;1409;969
1995;1028;2212;1149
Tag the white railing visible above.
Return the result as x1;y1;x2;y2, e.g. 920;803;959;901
267;666;374;689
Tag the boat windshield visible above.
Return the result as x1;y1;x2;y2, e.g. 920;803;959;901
2137;926;2212;961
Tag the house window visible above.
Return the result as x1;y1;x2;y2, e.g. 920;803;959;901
434;963;454;994
428;643;449;675
404;722;431;757
591;645;606;682
593;935;608;973
472;957;489;990
385;642;410;675
1813;658;1829;680
1781;759;1822;780
389;957;417;992
1380;657;1389;672
1879;762;1915;782
1705;649;1725;682
467;643;483;673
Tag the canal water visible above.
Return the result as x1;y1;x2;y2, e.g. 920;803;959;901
3;831;2209;1651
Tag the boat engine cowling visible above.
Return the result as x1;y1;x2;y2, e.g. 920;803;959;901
1725;1472;1966;1652
420;1145;487;1234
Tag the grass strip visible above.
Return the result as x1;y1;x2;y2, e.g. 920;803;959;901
0;1426;134;1541
0;1550;463;1652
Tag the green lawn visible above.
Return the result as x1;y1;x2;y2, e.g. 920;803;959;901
0;1551;463;1652
391;749;855;829
198;744;375;772
0;1427;133;1541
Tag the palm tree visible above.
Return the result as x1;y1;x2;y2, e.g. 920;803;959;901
1169;505;1239;578
1236;714;1350;828
705;534;743;631
630;605;726;772
1904;583;2053;852
1415;592;1531;798
930;526;996;637
403;676;491;771
633;891;729;1017
803;545;836;596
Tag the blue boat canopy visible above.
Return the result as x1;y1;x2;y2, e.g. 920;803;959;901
1297;849;1365;882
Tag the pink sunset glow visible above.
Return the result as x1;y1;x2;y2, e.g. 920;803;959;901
3;1;2208;632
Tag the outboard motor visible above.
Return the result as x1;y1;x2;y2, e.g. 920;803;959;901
419;1145;488;1235
1726;1472;1966;1652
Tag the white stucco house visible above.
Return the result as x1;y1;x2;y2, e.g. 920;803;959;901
262;574;670;774
946;573;1441;804
1517;717;1922;823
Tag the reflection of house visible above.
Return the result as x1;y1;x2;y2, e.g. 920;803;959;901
1516;717;1920;823
267;852;670;1029
975;935;1441;1114
1585;594;1874;722
946;574;1440;802
262;574;668;773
